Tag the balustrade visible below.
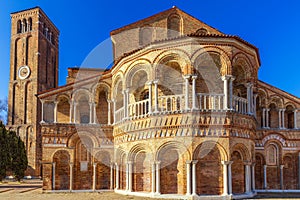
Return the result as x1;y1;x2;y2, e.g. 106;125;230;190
158;94;185;113
195;93;224;111
232;95;248;114
128;99;150;119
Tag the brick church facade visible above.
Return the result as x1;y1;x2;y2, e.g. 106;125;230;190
6;6;300;200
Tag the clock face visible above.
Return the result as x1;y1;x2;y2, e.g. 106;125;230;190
18;66;31;80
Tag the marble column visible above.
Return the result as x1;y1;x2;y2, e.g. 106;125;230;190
52;162;56;190
125;162;129;191
294;109;298;129
41;100;45;123
282;109;286;129
278;109;282;128
183;75;190;111
69;101;73;123
93;163;97;191
110;163;114;190
89;102;93;124
108;100;112;125
192;160;198;195
73;102;77;123
229;76;235;110
155;161;161;194
151;162;156;193
128;162;133;192
147;81;153;114
246;83;252;114
245;162;251;193
93;103;97;124
186;161;192;195
253;94;258;117
228;161;233;195
191;75;197;110
262;108;266;128
53;101;58;123
221;161;229;196
251;163;256;191
263;165;267;189
153;80;159;113
266;109;270;128
222;75;229;110
112;99;116;124
280;165;284;189
69;163;73;191
115;163;119;190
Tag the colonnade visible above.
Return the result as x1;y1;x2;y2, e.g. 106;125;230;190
51;162;114;190
113;160;256;197
261;108;298;129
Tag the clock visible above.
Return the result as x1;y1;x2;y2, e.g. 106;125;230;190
18;66;31;80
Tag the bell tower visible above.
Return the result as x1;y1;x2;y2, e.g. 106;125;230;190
7;7;59;176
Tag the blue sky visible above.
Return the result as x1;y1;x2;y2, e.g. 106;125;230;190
0;0;300;101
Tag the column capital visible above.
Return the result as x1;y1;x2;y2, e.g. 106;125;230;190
153;80;159;84
246;82;253;88
186;160;192;164
93;163;97;167
192;160;198;165
155;161;161;165
221;75;231;81
244;161;252;166
280;165;285;169
183;74;191;79
146;80;153;85
294;109;298;112
221;160;233;165
69;162;74;167
191;75;197;79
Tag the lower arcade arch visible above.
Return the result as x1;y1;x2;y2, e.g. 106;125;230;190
95;151;112;190
53;150;70;190
231;150;245;194
193;143;224;195
156;142;190;195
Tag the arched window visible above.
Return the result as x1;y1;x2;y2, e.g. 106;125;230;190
167;14;181;38
139;27;152;46
17;20;22;33
28;18;32;31
267;143;278;165
196;28;208;35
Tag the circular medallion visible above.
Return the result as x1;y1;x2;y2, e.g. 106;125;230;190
18;66;31;80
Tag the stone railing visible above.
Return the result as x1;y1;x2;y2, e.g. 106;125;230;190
232;95;248;114
128;99;149;119
158;94;185;113
195;93;224;111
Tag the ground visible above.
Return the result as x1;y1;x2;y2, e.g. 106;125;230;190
1;180;300;200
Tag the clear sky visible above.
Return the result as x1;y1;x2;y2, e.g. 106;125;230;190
0;0;300;101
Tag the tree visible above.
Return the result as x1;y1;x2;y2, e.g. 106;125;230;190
0;122;8;181
0;122;27;182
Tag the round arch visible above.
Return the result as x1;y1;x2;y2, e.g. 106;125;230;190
191;46;231;76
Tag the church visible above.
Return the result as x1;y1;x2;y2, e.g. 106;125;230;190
6;6;300;200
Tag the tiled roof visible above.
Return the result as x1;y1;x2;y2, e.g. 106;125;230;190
110;6;223;36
